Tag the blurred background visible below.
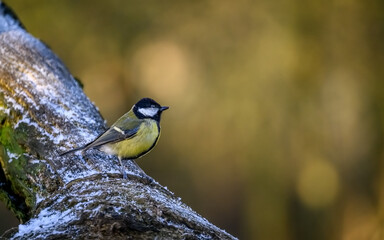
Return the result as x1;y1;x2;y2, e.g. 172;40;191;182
1;0;384;239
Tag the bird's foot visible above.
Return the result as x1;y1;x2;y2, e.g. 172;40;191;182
121;167;128;179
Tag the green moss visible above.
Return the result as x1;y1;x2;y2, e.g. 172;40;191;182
0;92;5;106
0;120;35;222
0;123;24;156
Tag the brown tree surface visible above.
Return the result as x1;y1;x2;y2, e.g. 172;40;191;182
0;3;236;239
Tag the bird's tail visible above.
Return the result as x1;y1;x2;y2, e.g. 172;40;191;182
58;145;86;156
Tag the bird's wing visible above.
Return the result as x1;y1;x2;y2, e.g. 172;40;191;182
84;119;141;150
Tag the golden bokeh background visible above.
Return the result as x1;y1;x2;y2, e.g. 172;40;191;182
1;1;384;239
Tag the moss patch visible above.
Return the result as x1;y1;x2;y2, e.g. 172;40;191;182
0;117;34;222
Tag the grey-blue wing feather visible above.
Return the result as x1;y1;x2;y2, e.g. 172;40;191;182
84;126;139;150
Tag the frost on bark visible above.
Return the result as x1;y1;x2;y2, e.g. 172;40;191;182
0;2;236;239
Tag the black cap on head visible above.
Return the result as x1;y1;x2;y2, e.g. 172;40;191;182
135;98;161;109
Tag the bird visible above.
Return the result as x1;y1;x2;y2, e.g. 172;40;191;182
60;97;169;179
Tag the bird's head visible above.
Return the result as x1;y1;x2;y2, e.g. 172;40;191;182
133;98;169;121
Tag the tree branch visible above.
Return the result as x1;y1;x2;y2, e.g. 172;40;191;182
0;2;236;239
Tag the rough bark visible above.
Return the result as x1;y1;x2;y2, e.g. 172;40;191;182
0;2;236;239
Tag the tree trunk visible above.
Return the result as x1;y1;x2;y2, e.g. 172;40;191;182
0;3;236;239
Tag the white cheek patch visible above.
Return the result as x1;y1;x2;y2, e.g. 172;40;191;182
138;107;158;117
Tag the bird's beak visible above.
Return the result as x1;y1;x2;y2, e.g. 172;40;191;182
160;106;169;111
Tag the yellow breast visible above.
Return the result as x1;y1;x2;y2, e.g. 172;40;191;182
102;119;160;159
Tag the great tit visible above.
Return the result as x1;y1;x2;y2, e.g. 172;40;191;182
60;98;169;178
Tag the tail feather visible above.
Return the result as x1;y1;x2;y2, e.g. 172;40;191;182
59;145;86;156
